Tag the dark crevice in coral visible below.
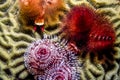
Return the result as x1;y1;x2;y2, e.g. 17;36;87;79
0;6;9;12
111;75;117;80
90;52;95;63
11;61;24;68
83;70;90;80
16;45;27;50
1;20;13;26
0;26;3;32
86;0;98;9
1;35;8;42
111;18;120;24
97;4;119;9
76;40;87;49
114;43;120;47
67;1;75;8
112;48;117;54
97;49;115;61
102;60;115;72
103;75;106;80
105;54;114;61
23;74;34;80
9;34;33;43
116;59;120;75
58;14;64;21
89;69;102;78
80;51;88;59
99;11;116;17
15;68;26;79
116;32;120;38
0;45;12;54
0;0;6;4
21;29;34;36
87;0;119;9
0;78;3;80
3;68;12;76
11;53;24;60
15;69;34;80
116;58;120;64
0;55;7;63
7;47;12;54
98;54;104;61
45;24;59;31
115;27;120;33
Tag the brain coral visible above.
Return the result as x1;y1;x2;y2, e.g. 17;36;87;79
0;0;120;80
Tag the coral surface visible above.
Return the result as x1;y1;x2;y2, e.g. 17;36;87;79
0;0;120;80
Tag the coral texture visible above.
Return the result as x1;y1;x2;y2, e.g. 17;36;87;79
0;0;120;80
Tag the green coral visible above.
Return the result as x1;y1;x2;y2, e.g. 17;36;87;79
0;0;120;80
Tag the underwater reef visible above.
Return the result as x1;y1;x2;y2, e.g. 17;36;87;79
0;0;120;80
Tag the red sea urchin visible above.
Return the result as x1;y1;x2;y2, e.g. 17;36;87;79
62;5;116;52
24;35;78;80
